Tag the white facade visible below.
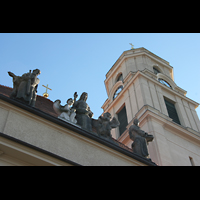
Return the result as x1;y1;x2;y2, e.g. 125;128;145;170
102;47;200;166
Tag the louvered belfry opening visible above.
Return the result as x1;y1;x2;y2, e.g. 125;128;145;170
117;105;128;136
164;98;181;125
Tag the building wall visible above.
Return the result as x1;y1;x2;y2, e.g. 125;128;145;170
139;114;200;166
102;48;200;166
0;136;73;166
105;49;173;97
0;99;148;166
106;72;200;165
104;71;200;134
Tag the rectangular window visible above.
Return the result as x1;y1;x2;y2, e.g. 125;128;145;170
164;98;181;125
117;105;128;136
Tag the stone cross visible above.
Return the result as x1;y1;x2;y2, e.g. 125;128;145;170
42;84;52;98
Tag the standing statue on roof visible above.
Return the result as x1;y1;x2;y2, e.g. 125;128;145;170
72;92;93;132
8;69;41;107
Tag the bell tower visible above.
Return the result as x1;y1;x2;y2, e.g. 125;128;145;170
102;47;200;166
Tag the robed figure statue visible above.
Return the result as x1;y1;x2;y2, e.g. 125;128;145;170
129;118;154;158
8;69;41;107
72;92;93;132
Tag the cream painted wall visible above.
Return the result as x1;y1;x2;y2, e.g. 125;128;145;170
105;49;173;97
123;113;200;166
103;48;200;166
0;100;146;166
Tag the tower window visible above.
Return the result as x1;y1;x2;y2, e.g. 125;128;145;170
113;85;123;100
116;73;123;82
153;67;161;75
117;105;128;136
164;98;181;125
158;78;172;88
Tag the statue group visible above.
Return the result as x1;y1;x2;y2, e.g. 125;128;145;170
53;92;94;131
8;69;154;160
53;91;154;158
53;92;120;142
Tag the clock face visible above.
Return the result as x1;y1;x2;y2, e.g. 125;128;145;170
113;86;123;100
158;78;172;88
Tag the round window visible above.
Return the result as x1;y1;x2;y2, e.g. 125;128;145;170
158;78;172;88
113;85;123;100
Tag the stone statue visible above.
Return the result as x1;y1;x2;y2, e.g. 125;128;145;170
72;92;93;131
129;118;154;158
53;98;77;124
93;112;120;139
8;69;41;107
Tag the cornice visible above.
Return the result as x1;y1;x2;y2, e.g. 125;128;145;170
102;70;199;114
0;94;157;166
157;73;187;95
117;104;200;146
138;106;200;142
0;132;82;166
136;71;199;107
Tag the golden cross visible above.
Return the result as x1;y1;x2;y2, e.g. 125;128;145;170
129;43;134;49
42;84;52;98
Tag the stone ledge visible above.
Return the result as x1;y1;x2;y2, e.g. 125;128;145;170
0;94;157;166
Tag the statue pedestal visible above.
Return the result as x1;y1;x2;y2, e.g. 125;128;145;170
58;116;81;128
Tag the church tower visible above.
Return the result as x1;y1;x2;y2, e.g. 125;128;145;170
102;47;200;166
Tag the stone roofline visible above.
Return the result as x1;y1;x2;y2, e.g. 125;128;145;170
106;47;172;79
0;89;157;166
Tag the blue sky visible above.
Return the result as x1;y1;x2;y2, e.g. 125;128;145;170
0;33;200;119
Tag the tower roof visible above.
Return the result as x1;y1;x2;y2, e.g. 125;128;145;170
106;47;172;79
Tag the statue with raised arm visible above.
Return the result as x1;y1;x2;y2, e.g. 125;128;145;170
129;118;154;158
8;69;41;107
72;92;93;131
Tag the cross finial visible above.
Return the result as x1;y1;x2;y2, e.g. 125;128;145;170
42;84;52;98
129;43;134;49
